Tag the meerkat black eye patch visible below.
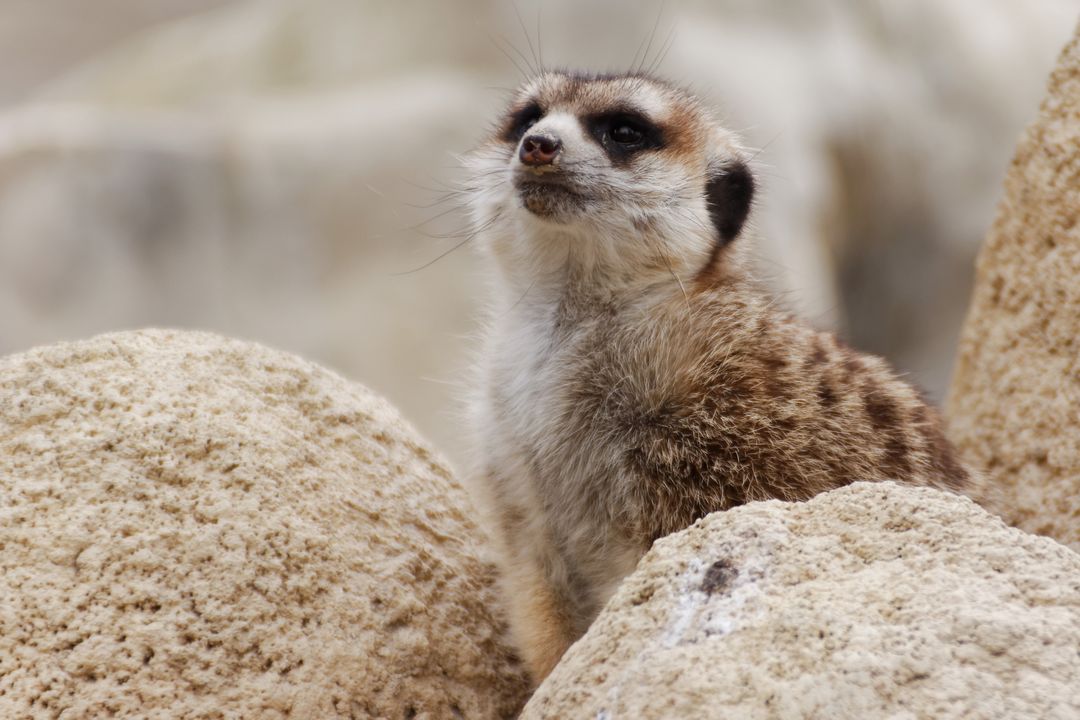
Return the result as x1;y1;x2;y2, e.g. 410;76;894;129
705;161;754;244
503;102;544;143
584;109;664;164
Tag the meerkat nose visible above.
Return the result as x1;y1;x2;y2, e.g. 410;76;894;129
520;134;562;167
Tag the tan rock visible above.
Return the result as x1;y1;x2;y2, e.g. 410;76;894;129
947;21;1080;551
523;482;1080;719
0;330;529;719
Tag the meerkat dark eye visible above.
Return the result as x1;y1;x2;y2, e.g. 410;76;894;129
586;110;663;164
610;122;645;145
504;102;544;143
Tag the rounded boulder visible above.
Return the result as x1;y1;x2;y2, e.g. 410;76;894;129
0;329;529;719
523;482;1080;719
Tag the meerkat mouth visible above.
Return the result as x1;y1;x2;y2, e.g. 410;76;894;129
514;175;588;218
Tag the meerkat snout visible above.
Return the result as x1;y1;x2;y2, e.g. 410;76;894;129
519;133;561;166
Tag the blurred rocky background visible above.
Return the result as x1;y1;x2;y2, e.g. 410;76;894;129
1;0;1075;467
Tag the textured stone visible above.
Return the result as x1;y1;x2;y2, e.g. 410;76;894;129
523;482;1080;720
947;21;1080;551
0;330;529;719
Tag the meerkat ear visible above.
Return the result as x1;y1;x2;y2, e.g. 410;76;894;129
704;160;754;245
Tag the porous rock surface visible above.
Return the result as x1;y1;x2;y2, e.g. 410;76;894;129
947;20;1080;551
522;482;1080;719
0;330;529;719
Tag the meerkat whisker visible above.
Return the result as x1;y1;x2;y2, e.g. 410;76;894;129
509;0;540;73
636;0;668;75
487;32;532;81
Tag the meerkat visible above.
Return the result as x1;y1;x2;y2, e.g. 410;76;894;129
463;70;976;684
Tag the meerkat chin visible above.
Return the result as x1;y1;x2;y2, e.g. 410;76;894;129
462;70;977;685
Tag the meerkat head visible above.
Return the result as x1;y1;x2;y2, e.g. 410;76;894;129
467;70;754;288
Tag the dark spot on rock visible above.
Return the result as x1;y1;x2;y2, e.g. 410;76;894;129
629;582;656;606
701;559;738;595
990;274;1005;305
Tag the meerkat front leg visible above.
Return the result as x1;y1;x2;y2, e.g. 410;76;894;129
478;463;580;682
498;548;578;686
